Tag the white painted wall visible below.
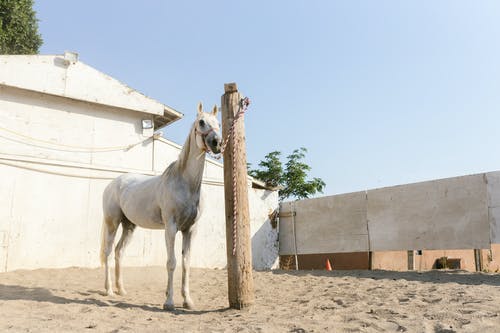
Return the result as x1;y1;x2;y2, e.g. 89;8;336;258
0;85;278;272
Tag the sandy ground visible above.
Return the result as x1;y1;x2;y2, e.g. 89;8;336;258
1;267;499;333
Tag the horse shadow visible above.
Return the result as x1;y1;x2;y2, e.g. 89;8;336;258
0;284;108;306
0;284;230;314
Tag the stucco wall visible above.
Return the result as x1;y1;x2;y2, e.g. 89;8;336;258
0;85;278;272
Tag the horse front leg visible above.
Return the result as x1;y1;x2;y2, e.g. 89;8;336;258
163;220;177;311
181;227;196;309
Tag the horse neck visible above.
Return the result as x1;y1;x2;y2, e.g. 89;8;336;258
174;124;206;190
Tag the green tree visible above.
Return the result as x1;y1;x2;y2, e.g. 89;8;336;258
0;0;43;54
249;147;325;201
249;151;283;188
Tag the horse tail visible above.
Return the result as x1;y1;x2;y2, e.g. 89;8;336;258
100;179;122;266
100;217;108;266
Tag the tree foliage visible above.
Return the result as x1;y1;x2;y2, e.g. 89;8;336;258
249;147;325;201
0;0;43;54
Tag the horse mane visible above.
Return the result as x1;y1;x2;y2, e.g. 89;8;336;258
162;122;204;196
178;123;196;170
161;161;176;178
163;123;196;177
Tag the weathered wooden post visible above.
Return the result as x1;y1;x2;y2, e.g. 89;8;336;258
221;82;255;309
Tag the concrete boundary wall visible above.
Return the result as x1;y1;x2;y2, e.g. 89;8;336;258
280;172;499;256
486;172;500;244
368;174;490;251
280;192;369;255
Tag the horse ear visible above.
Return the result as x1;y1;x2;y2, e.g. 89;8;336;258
197;102;203;115
211;105;218;116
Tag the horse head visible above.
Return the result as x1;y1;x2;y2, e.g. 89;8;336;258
195;102;222;154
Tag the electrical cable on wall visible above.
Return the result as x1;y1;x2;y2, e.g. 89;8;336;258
0;125;150;152
0;125;228;185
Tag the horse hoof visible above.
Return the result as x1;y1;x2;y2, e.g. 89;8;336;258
163;303;175;311
117;289;127;296
105;290;115;297
183;300;195;310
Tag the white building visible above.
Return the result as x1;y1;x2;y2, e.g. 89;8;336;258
0;52;278;272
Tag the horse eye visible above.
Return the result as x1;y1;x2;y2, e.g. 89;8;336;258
199;119;205;127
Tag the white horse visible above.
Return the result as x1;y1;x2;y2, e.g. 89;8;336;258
100;102;221;310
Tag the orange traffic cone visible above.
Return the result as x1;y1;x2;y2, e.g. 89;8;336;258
325;258;332;271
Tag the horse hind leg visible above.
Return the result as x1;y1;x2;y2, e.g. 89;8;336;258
181;228;195;309
115;218;136;295
101;215;119;296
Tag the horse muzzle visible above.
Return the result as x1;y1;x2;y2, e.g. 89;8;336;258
205;131;221;154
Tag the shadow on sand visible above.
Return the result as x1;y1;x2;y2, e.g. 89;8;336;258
272;269;500;287
0;284;230;315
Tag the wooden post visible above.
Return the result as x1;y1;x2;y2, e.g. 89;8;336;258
221;82;254;309
407;250;414;271
474;249;483;272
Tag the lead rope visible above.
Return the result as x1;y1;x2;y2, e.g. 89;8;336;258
212;97;250;256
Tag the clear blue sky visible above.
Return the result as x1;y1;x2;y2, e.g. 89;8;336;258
34;1;500;196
